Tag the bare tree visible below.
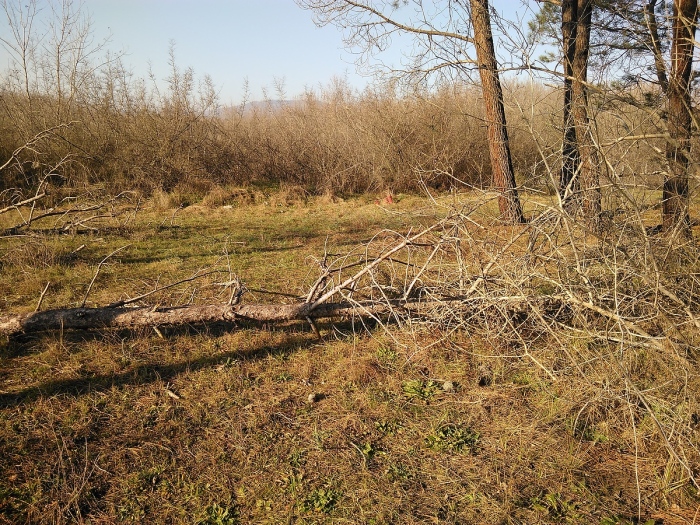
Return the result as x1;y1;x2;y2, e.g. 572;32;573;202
296;0;525;223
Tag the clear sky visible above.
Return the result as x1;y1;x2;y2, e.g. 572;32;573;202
87;0;374;105
1;0;535;105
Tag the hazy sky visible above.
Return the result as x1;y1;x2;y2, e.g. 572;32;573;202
1;0;535;104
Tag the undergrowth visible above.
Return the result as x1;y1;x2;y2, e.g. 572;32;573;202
1;190;699;523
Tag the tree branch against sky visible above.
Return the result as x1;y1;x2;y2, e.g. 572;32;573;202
297;0;480;86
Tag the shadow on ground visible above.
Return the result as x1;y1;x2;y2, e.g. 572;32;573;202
0;322;333;409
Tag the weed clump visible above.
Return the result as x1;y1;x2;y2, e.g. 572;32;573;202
425;424;480;453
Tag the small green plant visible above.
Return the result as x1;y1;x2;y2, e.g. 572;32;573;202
283;471;305;493
255;498;273;512
511;371;535;386
386;462;414;483
275;371;293;382
426;424;480;453
531;493;580;523
376;345;397;366
288;449;306;468
199;501;239;525
570;419;609;443
117;500;146;523
300;485;342;514
402;379;440;402
136;465;165;488
375;419;402;435
351;440;377;465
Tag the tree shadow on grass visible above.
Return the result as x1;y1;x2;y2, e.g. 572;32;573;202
0;323;321;409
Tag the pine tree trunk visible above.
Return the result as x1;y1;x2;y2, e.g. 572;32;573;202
560;0;600;221
645;0;669;94
560;0;580;208
663;0;697;232
572;0;601;220
469;0;525;223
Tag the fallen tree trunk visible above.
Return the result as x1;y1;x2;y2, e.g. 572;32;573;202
0;297;561;337
0;302;339;336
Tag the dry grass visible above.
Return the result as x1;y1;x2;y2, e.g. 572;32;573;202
2;189;700;524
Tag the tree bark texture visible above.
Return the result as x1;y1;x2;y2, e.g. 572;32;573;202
0;303;343;336
469;0;526;223
560;0;580;206
663;0;698;231
572;0;601;218
560;0;600;218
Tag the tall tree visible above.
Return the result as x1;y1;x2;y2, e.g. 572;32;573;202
571;0;601;218
533;0;700;228
663;0;698;232
470;0;525;222
296;0;525;223
560;0;580;206
559;0;600;218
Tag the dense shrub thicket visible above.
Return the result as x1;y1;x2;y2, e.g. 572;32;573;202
0;71;536;195
1;52;666;200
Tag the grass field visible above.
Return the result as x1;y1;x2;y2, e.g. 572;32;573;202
1;189;699;524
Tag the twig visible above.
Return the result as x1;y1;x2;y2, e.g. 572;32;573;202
61;214;113;232
164;386;180;399
81;245;131;307
306;316;322;339
0;122;77;173
5;192;133;234
403;242;441;300
108;269;225;308
628;380;699;491
244;287;302;298
35;282;51;312
0;193;46;215
308;216;451;311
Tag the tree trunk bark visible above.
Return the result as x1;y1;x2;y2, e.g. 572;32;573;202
572;0;601;220
469;0;526;223
663;0;698;232
0;302;353;336
560;0;580;208
560;0;600;220
645;0;669;94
